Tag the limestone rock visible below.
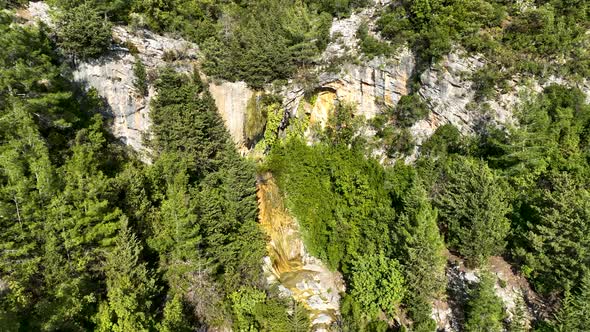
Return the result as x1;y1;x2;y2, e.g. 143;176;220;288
411;51;490;145
23;2;199;156
208;81;253;153
320;49;415;120
72;27;198;156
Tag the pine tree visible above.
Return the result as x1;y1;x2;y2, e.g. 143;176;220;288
464;272;505;332
398;183;446;298
288;301;310;332
434;156;511;266
56;3;112;61
396;183;446;330
38;116;121;329
554;273;590;331
133;57;148;96
158;294;192;332
513;172;590;293
509;295;528;332
0;103;54;328
96;222;158;332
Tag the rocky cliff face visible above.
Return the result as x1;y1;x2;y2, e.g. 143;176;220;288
208;81;253;153
24;2;199;157
73;27;198;155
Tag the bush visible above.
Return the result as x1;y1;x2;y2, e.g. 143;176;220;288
395;94;430;128
349;253;405;319
133;57;148;96
357;22;392;58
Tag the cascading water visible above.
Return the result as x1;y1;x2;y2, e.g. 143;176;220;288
256;173;345;331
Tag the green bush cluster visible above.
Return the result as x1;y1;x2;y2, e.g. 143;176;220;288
375;0;589;84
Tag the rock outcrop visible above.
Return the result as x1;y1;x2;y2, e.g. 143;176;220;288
319;50;415;119
257;174;345;332
23;2;198;156
208;81;254;153
435;255;544;331
408;49;528;152
73;27;198;155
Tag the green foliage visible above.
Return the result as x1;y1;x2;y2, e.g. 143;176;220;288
350;253;405;319
96;224;158;332
267;139;396;270
395;181;446;326
229;287;309;332
149;67;229;173
376;0;588;79
201;0;332;88
512;173;590;293
433;156;511;266
324;101;366;148
464;272;505;332
509;296;528;332
262;103;284;150
482;85;590;294
370;94;429;158
553;273;590;331
158;295;192;332
56;3;113;60
133;57;148;96
420;123;464;157
394;94;430;128
357;21;392;58
308;0;369;17
0;13;272;330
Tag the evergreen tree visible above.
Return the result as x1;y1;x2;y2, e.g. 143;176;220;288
159;294;192;332
553;273;590;331
56;3;112;61
96;222;158;332
149;68;229;174
397;182;446;298
37;116;121;330
464;272;505;332
0;102;53;329
509;296;528;332
395;181;446;330
434;156;511;266
349;253;405;320
133;57;148;96
513;172;590;293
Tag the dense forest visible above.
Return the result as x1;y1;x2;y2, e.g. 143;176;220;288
1;0;590;331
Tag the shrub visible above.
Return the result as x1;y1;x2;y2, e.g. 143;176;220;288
395;94;430;128
133;57;148;96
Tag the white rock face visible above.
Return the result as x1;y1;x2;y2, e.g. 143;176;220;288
412;51;491;144
208;81;253;152
320;50;415;119
411;51;590;153
73;27;198;155
25;1;53;27
24;2;199;156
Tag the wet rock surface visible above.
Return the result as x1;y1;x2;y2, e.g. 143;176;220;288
257;174;345;331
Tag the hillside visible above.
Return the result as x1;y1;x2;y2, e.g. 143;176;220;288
1;0;589;331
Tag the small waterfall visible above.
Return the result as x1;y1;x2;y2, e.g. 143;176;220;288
257;173;345;331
